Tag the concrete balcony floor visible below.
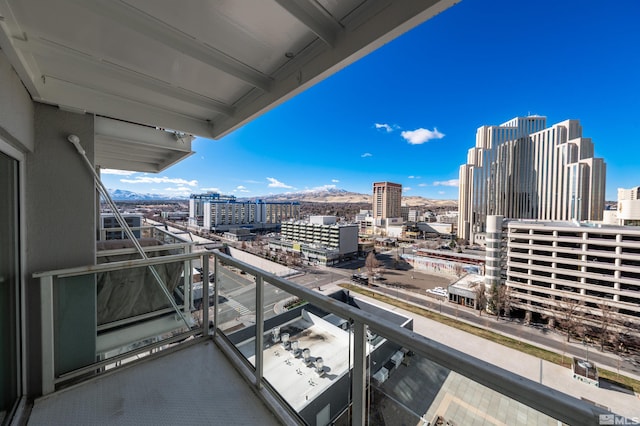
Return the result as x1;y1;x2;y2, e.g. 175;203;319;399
28;338;282;425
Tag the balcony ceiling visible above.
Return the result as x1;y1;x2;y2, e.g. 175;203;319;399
0;0;456;170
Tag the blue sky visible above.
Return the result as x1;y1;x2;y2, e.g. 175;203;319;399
102;0;640;201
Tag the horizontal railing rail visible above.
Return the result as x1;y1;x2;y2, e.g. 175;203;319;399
98;225;196;245
212;251;609;426
97;242;192;257
34;251;203;279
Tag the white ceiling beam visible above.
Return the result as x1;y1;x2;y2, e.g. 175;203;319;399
14;37;235;117
95;116;194;152
0;15;41;96
36;76;215;137
94;156;164;173
213;0;459;139
71;0;272;92
274;0;343;47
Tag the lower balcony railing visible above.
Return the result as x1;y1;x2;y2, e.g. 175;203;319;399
35;250;211;394
36;249;614;425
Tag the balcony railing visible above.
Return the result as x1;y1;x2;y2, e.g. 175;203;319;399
35;248;614;425
210;251;611;425
35;250;211;394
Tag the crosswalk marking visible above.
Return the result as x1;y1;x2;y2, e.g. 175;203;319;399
225;298;252;315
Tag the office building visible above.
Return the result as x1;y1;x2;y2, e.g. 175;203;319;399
458;116;606;244
372;182;403;220
271;216;358;265
189;193;236;226
189;193;300;232
485;216;640;329
0;1;619;424
616;186;640;226
100;213;142;240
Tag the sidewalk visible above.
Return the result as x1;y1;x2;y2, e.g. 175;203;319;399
351;279;640;381
318;282;640;419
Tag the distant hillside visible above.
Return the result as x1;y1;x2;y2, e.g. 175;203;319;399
107;187;458;209
108;189;187;201
245;187;457;210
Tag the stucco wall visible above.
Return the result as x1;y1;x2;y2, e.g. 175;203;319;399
25;103;96;396
0;51;34;152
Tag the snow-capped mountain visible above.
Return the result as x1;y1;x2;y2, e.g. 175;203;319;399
107;189;188;201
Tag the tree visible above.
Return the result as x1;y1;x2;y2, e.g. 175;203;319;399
554;297;585;343
453;263;464;278
489;284;513;320
597;302;618;351
470;282;487;316
498;285;512;320
365;251;380;287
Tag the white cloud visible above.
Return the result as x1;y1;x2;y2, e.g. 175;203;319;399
418;183;427;187
331;179;340;183
266;177;293;189
234;185;250;193
301;184;337;193
361;153;372;158
433;179;459;187
244;180;262;184
438;191;446;195
401;128;445;145
121;176;198;186
374;123;393;133
200;187;220;192
164;186;193;196
102;169;136;176
404;187;412;191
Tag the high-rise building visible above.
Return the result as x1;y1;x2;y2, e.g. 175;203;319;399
458;116;606;243
372;182;402;219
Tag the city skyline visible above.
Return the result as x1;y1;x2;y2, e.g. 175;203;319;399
101;0;640;201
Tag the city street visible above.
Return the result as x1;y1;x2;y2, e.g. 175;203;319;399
175;224;640;381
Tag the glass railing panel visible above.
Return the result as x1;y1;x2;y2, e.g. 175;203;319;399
53;259;193;375
216;260;257;366
53;273;98;376
258;282;354;425
365;332;563;426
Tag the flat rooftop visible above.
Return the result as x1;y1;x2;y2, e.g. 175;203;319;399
237;310;372;411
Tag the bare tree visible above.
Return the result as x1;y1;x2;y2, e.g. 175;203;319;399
597;302;618;351
453;263;464;278
499;285;513;319
491;284;513;321
554;297;585;343
470;282;487;316
365;251;380;287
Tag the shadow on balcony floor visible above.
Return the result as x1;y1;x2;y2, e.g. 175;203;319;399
28;338;282;425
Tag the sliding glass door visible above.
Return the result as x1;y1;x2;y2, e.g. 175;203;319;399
0;149;19;423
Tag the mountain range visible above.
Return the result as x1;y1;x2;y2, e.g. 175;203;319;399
108;187;458;209
107;189;187;201
247;188;457;208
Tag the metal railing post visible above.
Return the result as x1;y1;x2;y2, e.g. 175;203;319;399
40;275;56;394
352;321;367;426
255;274;264;389
201;252;209;335
213;256;219;337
